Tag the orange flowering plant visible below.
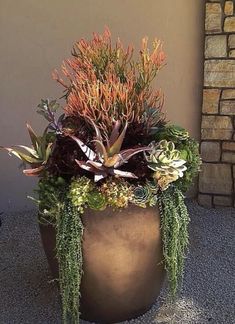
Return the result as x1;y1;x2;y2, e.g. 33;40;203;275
1;28;200;323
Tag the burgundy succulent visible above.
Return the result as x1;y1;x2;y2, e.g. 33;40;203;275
71;120;150;182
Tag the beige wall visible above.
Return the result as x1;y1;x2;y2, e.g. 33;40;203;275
0;0;204;211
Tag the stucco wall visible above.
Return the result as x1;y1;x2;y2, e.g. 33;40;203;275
0;0;204;211
199;1;235;208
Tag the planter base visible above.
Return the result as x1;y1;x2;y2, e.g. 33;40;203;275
39;205;165;323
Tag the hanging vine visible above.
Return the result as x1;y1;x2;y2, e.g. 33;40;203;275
158;187;190;296
56;199;84;324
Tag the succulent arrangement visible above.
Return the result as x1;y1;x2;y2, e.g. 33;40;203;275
1;28;200;324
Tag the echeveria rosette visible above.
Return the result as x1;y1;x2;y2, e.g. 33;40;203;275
145;140;187;191
145;180;159;206
131;185;152;208
87;191;107;211
167;125;189;141
154;124;189;143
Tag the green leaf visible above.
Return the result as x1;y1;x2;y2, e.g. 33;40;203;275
45;143;53;162
26;123;40;149
109;122;127;156
12;145;38;158
0;146;40;164
93;139;108;161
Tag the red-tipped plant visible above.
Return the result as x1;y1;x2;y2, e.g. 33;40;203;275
53;27;166;135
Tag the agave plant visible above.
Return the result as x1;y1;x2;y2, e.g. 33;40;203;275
0;124;54;176
145;140;187;190
71;120;150;182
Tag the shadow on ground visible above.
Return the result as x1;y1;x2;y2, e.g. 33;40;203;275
0;201;234;324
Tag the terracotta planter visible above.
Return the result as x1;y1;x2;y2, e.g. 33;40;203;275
39;205;165;323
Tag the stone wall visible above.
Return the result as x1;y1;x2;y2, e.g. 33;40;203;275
199;0;235;207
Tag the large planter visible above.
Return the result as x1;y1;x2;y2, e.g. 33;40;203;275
39;204;165;323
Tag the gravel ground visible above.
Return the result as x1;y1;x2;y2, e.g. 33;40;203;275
0;200;234;324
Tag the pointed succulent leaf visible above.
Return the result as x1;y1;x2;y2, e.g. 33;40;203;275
91;121;106;157
0;146;40;164
12;145;39;158
26;123;40;149
112;169;138;179
92;139;107;162
94;173;107;182
45;143;53;162
86;160;106;171
75;159;94;172
108;120;121;147
115;146;151;167
23;165;45;176
75;159;107;182
91;121;102;142
71;135;97;161
108;122;128;156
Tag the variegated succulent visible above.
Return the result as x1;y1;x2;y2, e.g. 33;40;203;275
0;124;54;176
71;120;150;182
145;140;187;190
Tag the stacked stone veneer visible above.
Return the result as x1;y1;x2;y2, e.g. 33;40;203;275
199;0;235;207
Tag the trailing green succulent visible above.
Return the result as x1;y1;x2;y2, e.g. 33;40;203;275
158;187;190;297
56;199;83;324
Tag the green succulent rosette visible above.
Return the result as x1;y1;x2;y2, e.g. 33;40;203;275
154;124;189;143
145;180;159;194
167;125;189;140
87;191;107;211
144;181;158;206
131;185;152;207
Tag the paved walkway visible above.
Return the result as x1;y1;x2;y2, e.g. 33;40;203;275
0;201;234;324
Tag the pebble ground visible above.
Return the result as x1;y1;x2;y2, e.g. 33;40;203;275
0;201;234;324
